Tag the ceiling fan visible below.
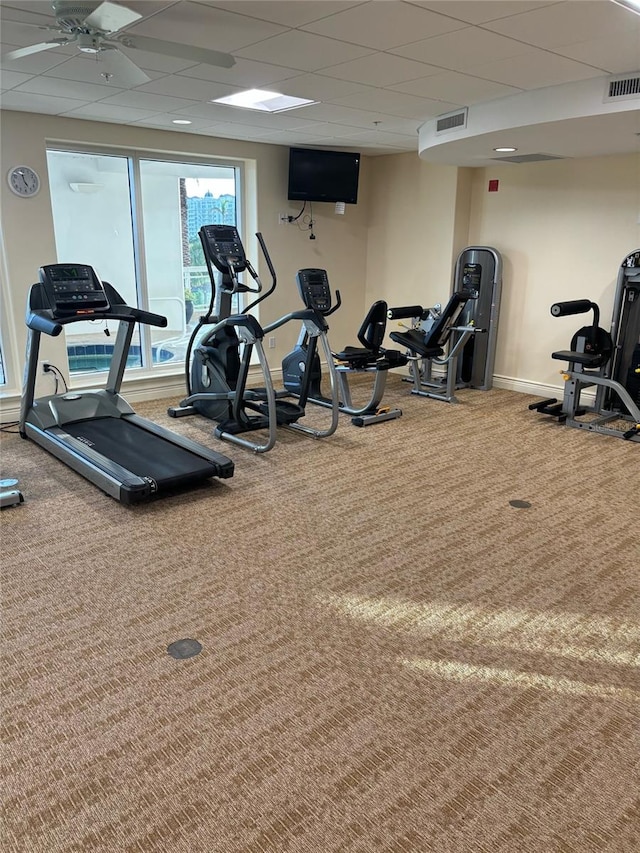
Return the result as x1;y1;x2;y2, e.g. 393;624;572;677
4;0;235;87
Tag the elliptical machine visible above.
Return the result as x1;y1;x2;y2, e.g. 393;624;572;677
168;226;340;452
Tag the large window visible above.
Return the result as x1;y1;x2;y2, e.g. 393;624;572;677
46;148;240;376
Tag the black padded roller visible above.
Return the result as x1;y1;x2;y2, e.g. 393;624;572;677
550;300;594;317
387;305;424;320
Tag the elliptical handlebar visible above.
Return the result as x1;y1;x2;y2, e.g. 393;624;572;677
327;289;342;316
244;232;277;313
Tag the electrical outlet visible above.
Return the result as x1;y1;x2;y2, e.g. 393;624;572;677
278;212;290;225
268;336;276;349
41;361;52;375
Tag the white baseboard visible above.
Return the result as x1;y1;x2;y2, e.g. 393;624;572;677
492;374;596;404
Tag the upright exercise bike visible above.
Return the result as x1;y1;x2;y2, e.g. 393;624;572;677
282;268;408;426
168;226;340;452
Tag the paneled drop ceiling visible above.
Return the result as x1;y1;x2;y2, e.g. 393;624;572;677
1;0;639;164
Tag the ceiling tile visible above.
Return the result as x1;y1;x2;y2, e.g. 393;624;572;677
289;101;412;128
471;50;607;90
277;73;373;102
176;57;300;87
197;121;289;139
391;26;538;72
406;1;560;25
134;74;239;101
552;35;640;76
483;0;639;49
0;3;55;26
330;87;457;118
320;53;443;87
0;69;33;89
44;56;165;86
0;89;85;113
300;2;466;50
62;102;163;122
234;30;374;71
132;113;233;130
197;1;364;28
125;2;289;52
389;70;522;104
99;90;200;112
14;75;123;100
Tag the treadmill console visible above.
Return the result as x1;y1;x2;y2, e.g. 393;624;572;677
296;269;332;315
39;264;110;314
200;225;247;274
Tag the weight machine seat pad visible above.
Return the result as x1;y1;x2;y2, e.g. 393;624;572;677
551;349;606;367
389;329;443;359
333;346;408;370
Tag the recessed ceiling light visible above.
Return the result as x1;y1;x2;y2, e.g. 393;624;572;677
213;89;317;112
172;119;192;125
610;0;640;16
494;147;518;152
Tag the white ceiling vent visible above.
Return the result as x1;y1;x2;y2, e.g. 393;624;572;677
492;153;566;163
435;108;468;134
604;73;640;102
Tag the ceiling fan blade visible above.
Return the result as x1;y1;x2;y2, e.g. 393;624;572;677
83;1;142;34
115;34;235;69
4;40;70;60
91;47;150;86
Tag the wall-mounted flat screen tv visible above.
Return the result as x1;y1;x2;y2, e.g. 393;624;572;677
287;147;361;205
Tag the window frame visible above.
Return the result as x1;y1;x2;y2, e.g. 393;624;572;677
45;141;244;378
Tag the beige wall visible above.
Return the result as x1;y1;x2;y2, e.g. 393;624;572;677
0;109;369;406
2;108;639;415
365;153;465;310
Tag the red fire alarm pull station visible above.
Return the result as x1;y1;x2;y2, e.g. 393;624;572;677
488;179;499;192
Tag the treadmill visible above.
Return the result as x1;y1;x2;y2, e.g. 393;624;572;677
19;263;234;504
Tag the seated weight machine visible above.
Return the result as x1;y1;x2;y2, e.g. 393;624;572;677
529;249;640;442
168;227;340;452
388;290;482;403
282;269;408;426
388;246;502;403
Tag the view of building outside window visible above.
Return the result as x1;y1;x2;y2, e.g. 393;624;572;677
46;149;239;377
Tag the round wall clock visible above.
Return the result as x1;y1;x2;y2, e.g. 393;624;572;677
7;165;41;197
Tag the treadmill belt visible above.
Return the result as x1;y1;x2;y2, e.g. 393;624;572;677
64;417;218;487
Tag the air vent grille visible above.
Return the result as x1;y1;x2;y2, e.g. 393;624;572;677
604;74;640;102
435;108;468;134
492;153;566;164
